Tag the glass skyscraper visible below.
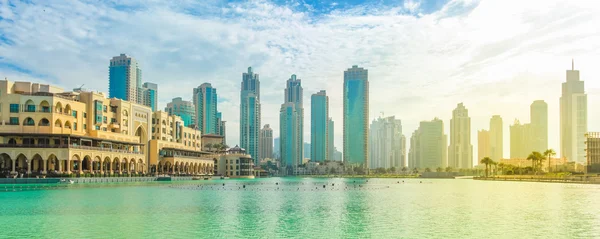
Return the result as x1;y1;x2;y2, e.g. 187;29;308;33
328;118;334;162
280;74;303;175
193;83;219;135
140;82;158;111
109;54;141;103
311;90;328;162
240;67;261;163
343;65;369;168
165;97;195;127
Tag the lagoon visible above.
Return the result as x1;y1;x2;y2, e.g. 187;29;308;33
0;178;598;238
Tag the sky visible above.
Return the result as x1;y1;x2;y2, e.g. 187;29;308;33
1;0;600;165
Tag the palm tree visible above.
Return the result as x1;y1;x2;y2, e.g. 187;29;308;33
498;163;505;175
480;157;493;178
544;149;556;173
436;167;442;172
527;151;543;174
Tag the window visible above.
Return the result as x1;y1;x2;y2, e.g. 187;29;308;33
23;118;34;126
73;123;77;130
9;117;18;125
72;110;77;118
111;118;116;123
9;104;18;113
83;124;87;130
103;116;107;124
111;107;117;113
152;127;155;133
103;105;107;113
102;127;107;131
26;104;36;112
111;129;116;132
54;139;60;145
83;112;87;118
95;126;100;130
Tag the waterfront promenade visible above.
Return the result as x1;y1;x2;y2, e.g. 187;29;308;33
475;175;600;184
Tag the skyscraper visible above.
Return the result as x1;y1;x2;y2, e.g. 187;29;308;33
311;90;329;162
489;115;503;161
530;100;548;153
369;116;403;169
510;119;531;159
560;60;587;163
280;74;304;175
409;118;447;169
240;67;261;163
259;124;273;160
448;103;473;169
139;82;158;111
216;112;226;144
343;65;369;168
165;97;195;127
193;83;219;135
328;118;334;162
109;54;141;103
478;129;490;162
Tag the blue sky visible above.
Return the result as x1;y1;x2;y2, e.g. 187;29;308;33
1;0;600;162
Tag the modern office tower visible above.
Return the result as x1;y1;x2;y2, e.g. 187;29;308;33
240;67;261;163
280;74;304;175
401;134;407;167
304;142;311;161
193;83;219;135
560;60;587;163
216;112;226;143
489;115;503;161
311;90;329;162
369;116;403;169
343;65;369;168
510;119;531;159
109;54;142;103
530;100;548;153
408;118;447;169
273;137;280;160
259;124;273;160
328;118;334;162
478;130;490;162
448;103;473;169
139;82;158;112
165;97;195;127
585;132;600;173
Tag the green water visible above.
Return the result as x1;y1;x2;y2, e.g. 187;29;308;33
0;178;598;238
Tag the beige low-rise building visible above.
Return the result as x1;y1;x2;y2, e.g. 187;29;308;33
215;145;254;178
0;79;151;176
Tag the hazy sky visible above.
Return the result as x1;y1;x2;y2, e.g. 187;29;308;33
1;0;600;164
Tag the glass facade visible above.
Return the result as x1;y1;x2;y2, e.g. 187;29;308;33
280;75;304;174
165;97;195;127
343;65;369;167
240;67;261;162
311;91;328;162
193;83;218;135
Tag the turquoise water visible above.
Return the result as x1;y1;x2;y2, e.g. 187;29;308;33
0;178;599;238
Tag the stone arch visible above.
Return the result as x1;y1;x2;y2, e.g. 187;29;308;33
71;154;80;172
38;118;50;126
138;159;144;173
103;157;111;172
64;121;72;129
7;138;16;145
15;153;27;172
64;104;72;115
24;99;35;112
0;153;13;171
23;117;35;126
121;158;128;173
113;157;120;172
31;154;43;173
39;100;50;112
92;156;102;171
54;119;62;127
55;102;63;113
135;125;148;144
47;154;59;171
162;120;166;125
184;162;189;174
129;159;136;172
82;155;92;171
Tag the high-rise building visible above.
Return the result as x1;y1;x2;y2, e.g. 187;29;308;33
109;54;141;103
560;60;587;163
400;135;406;167
478;130;490;162
193;83;220;135
510;119;531;159
530;100;548;153
240;67;261;163
585;132;600;173
369;116;403;169
343;65;369;168
273;137;281;160
408;118;447;169
448;103;473;169
165;97;195;127
216;112;226;144
139;82;158;111
489;115;503;161
311;90;329;162
280;74;304;175
328;118;334;162
259;124;273;160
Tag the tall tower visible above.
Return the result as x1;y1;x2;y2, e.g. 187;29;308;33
560;60;587;163
489;115;503;161
328;118;335;162
240;67;261;162
280;74;304;175
165;97;195;127
510;119;531;159
448;103;473;169
193;83;219;135
109;54;141;103
409;118;447;169
478;129;490;162
343;65;369;168
530;100;548;153
311;90;329;162
369;116;403;169
259;124;273;160
140;82;158;111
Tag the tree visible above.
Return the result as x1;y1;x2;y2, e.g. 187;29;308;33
480;157;494;178
401;167;408;174
412;168;419;174
424;168;431;173
204;143;213;152
436;167;442;172
330;167;336;175
389;167;396;174
527;151;543;174
498;163;505;175
544;149;556;173
445;167;452;173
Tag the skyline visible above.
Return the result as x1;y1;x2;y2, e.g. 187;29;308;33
2;0;600;166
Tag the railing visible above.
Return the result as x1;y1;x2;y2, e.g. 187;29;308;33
0;144;143;154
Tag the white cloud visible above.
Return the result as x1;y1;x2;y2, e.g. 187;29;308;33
1;0;600;163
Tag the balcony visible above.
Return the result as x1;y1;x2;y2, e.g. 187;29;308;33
0;144;143;154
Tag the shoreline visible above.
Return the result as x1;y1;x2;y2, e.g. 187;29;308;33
474;176;600;185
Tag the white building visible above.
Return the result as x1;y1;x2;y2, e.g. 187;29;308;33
448;103;473;169
369;116;403;169
560;60;587;164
